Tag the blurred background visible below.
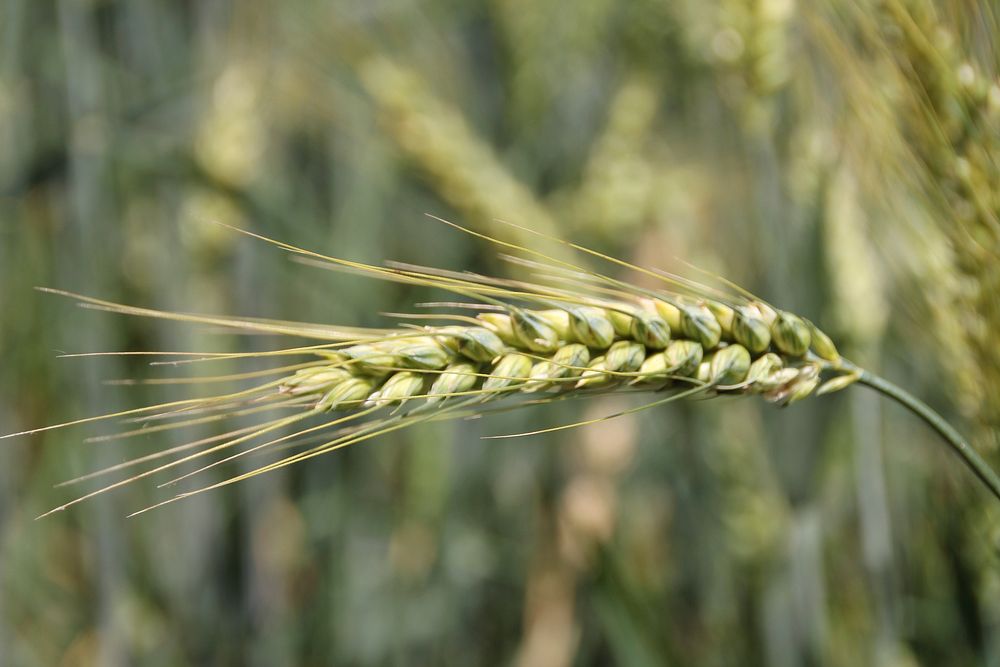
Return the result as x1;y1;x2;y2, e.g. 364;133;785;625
2;0;999;665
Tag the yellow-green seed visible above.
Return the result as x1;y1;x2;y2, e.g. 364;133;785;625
536;309;572;340
695;359;712;385
663;339;704;376
771;312;812;357
749;301;778;327
455;327;506;362
342;344;400;373
476;312;518;345
681;304;722;349
524;344;591;391
732;309;772;354
709;344;751;386
576;356;613;389
316;377;374;411
746;353;783;385
397;338;453;369
755;367;800;392
569;307;615;349
637;352;670;383
427;362;480;404
806;320;840;362
483;353;534;392
608;309;633;337
436;327;465;354
523;364;554;393
816;372;860;396
707;301;735;338
653;299;682;331
282;366;352;395
605;340;646;373
368;371;426;407
630;311;671;349
546;344;591;378
511;310;561;353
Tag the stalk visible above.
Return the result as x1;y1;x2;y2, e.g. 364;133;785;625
848;364;1000;503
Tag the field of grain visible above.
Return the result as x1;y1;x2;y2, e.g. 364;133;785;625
2;2;998;665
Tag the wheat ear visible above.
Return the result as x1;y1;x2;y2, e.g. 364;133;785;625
6;219;1000;515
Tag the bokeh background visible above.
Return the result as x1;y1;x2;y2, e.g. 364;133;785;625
2;1;999;665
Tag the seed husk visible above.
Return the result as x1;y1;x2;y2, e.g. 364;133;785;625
637;352;670;382
605;340;646;373
608;309;633;337
524;343;591;391
317;377;375;411
754;367;801;393
695;359;712;385
778;365;822;406
663;339;704;376
367;371;426;407
476;312;518;345
746;353;783;385
342;344;401;373
749;301;778;327
427;362;480;404
397;337;454;369
764;364;821;405
569;307;616;349
511;310;561;353
630;311;671;349
576;356;613;389
732;309;772;354
681;303;723;349
806;320;840;362
281;367;352;395
536;309;572;339
707;301;736;338
653;299;682;331
709;344;751;385
771;312;812;357
483;353;534;391
816;371;861;396
453;327;506;362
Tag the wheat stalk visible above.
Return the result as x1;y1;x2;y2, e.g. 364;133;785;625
813;0;1000;443
6;218;1000;516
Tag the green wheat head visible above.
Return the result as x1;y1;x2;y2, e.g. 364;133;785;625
6;217;999;517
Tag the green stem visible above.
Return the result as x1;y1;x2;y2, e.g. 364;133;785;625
852;367;1000;503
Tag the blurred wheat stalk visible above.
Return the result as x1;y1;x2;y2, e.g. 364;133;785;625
816;0;1000;445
